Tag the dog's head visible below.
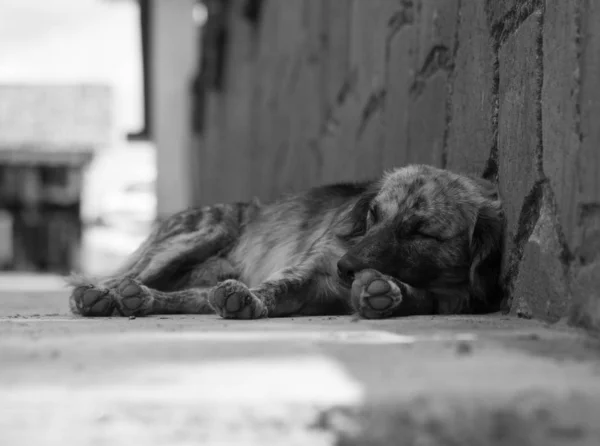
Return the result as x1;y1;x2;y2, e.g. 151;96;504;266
337;165;504;309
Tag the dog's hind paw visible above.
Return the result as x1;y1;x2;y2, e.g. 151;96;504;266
209;279;267;319
114;278;155;316
70;285;116;317
351;269;404;319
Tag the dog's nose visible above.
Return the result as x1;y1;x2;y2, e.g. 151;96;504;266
337;254;367;283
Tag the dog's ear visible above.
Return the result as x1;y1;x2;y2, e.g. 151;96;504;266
336;188;378;241
468;178;504;305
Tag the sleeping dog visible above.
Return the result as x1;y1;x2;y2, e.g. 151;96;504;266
68;164;505;319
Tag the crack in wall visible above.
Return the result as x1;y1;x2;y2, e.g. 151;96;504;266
534;8;544;176
356;88;386;138
481;152;499;182
385;0;415;90
502;179;546;311
502;180;574;313
574;0;585;209
387;0;415;40
490;0;543;47
316;70;358;140
409;45;453;97
484;13;501;182
574;0;584;147
336;70;357;105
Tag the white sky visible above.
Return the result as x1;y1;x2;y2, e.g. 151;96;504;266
0;0;144;135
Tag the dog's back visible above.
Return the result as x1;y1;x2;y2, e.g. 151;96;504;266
231;182;371;289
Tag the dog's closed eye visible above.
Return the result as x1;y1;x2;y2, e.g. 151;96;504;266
414;229;443;242
367;204;381;225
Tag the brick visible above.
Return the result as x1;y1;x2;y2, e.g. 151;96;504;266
383;0;458;168
415;0;460;68
407;71;448;167
210;0;265;203
542;0;580;249
579;0;600;205
511;187;570;322
303;0;355;184
264;0;330;194
257;1;306;199
382;2;417;168
248;0;316;200
497;12;541;248
318;0;398;183
445;0;495;176
408;0;459;168
344;0;399;178
322;0;352;108
281;47;329;191
349;0;398;106
319;87;363;183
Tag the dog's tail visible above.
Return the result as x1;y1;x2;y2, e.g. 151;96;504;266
64;221;161;289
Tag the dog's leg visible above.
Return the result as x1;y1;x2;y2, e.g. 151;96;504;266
67;255;152;318
350;269;434;319
108;258;239;316
67;224;164;317
109;279;214;316
208;262;316;319
69;220;237;317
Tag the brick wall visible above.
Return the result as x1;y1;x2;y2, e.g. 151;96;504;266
197;0;600;329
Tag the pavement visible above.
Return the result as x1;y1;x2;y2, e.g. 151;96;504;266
1;274;600;446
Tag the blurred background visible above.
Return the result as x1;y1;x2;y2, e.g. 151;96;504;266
1;0;460;281
0;0;207;277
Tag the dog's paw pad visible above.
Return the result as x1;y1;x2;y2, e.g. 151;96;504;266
366;279;391;296
70;285;114;317
209;280;266;319
351;269;403;319
366;295;394;311
115;278;153;316
119;280;142;298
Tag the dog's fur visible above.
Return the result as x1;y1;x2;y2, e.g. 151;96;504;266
68;164;505;319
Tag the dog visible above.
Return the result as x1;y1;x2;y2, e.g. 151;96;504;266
68;164;505;319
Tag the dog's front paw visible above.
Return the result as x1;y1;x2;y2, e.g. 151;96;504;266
209;280;267;319
351;269;404;319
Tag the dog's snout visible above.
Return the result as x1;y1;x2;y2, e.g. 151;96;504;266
337;254;367;283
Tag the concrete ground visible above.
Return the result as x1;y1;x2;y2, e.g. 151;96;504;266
2;274;600;446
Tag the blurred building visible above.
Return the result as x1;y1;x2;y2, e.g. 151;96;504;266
0;0;148;272
0;84;111;272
